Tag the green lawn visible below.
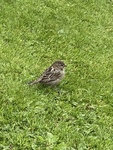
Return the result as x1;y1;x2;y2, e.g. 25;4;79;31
1;0;113;149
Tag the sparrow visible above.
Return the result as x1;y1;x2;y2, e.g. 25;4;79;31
28;60;66;86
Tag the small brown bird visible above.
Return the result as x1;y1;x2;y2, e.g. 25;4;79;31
28;60;66;86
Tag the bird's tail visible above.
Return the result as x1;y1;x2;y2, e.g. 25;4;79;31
28;80;39;85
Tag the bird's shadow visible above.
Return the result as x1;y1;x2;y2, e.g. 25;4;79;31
27;81;76;107
28;83;56;93
27;82;68;97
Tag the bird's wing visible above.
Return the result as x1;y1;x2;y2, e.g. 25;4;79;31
38;66;61;83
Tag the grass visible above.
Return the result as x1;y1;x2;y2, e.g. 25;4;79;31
1;0;113;149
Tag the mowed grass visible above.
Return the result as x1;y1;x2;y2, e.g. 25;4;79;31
1;0;113;149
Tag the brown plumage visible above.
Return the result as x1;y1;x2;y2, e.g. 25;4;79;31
28;60;66;86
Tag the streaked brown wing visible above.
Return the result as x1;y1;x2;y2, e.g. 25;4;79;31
38;67;61;83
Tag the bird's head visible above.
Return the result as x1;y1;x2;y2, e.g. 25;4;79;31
52;60;66;70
